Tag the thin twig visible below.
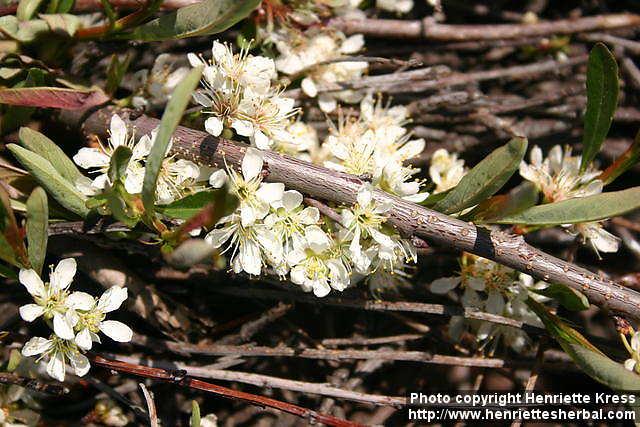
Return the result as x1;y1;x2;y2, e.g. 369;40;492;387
139;383;159;427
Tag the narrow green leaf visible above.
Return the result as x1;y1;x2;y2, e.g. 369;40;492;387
7;144;88;217
18;127;82;184
39;13;80;36
25;186;48;275
125;0;261;41
142;66;203;212
17;0;45;21
531;283;589;311
105;53;132;96
156;190;223;220
433;137;528;214
190;400;201;427
581;43;619;171
0;263;17;279
0;15;50;42
494;187;640;225
527;298;640;392
419;188;450;207
108;145;132;183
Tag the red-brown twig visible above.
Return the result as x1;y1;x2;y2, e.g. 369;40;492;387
89;354;365;427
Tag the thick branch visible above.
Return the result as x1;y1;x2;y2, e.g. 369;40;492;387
79;107;640;320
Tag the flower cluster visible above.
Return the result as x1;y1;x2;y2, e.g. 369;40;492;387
430;253;547;352
323;94;428;202
73;114;203;204
18;259;132;381
272;28;367;112
190;41;298;151
519;145;619;254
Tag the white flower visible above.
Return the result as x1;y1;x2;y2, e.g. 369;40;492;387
132;53;190;109
519;145;618;254
287;225;350;297
273;28;367;113
67;286;132;351
18;259;80;340
341;185;416;273
22;335;90;382
206;213;283;276
624;332;640;373
227;148;284;226
519;145;602;203
264;190;320;253
377;0;413;13
429;149;466;194
73;115;148;196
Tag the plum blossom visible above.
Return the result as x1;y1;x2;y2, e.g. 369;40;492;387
287;225;350;297
264;190;320;253
18;259;80;340
66;286;133;351
21;335;89;382
377;0;413;14
132;53;190;110
624;332;640;373
519;145;619;254
429;148;467;194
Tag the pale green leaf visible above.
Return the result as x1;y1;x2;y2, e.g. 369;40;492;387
7;144;88;217
18;127;82;184
26;186;48;275
17;0;45;21
156;190;224;220
531;283;589;311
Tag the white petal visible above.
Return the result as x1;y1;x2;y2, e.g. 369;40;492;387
239;241;262;276
50;258;76;291
99;320;133;342
73;148;109;169
486;291;505;314
19;304;44;322
301;78;318;98
192;91;212;107
47;352;66;382
53;313;75;340
305;225;331;253
252;129;271;150
205;225;235;248
21;337;51;357
625;358;637;372
110;115;128;147
299;207;320;224
18;269;45;297
68;351;90;377
318;95;337;113
205;117;224;136
312;280;331;298
256;183;285;204
75;328;93;351
232;119;254;137
97;286;128;313
631;333;640;351
340;34;364;54
430;277;461;294
67;292;95;311
187;53;203;67
208;169;227;188
242;148;264;182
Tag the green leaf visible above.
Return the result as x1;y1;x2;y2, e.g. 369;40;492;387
141;66;203;212
527;298;640;392
125;0;261;41
598;130;640;185
581;43;619;172
108;145;132;183
18;127;82;184
17;0;45;21
0;15;49;42
433;137;528;214
0;263;17;279
468;181;538;223
494;186;640;225
419;188;450;207
156;190;223;220
26;186;48;275
7;144;88;217
531;283;589;311
190;400;201;427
